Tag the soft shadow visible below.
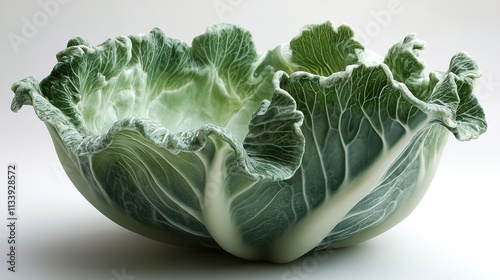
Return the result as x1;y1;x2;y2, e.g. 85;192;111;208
32;220;369;279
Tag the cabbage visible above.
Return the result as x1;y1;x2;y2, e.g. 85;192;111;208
11;22;487;263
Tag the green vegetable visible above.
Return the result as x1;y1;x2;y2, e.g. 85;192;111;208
11;21;486;263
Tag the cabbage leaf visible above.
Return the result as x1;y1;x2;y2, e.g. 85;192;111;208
11;22;486;263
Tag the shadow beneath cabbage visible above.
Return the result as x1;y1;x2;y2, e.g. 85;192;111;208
32;220;369;279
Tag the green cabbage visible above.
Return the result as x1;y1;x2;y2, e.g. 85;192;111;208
11;21;486;263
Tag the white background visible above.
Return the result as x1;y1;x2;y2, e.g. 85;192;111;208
1;0;499;279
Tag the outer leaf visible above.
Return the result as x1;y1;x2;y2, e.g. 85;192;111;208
268;37;485;259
